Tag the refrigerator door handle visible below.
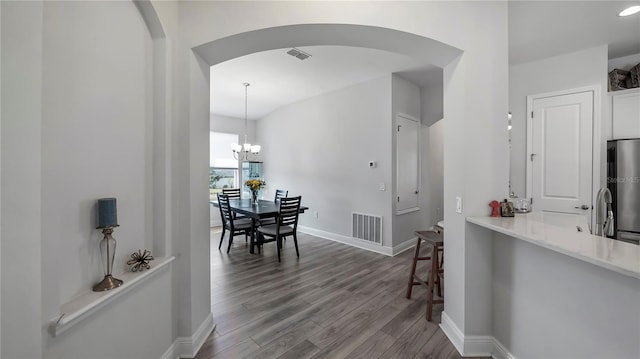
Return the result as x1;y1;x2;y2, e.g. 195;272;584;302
617;231;640;245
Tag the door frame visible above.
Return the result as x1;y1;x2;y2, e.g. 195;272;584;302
525;85;602;227
395;112;421;215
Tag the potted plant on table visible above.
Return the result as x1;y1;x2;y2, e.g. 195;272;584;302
245;179;266;205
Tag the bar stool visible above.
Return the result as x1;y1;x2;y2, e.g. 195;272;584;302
406;226;444;321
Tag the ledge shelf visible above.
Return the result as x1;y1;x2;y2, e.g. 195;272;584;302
51;255;176;337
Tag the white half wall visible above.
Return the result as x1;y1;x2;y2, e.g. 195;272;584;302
45;267;173;359
492;231;640;358
257;76;394;246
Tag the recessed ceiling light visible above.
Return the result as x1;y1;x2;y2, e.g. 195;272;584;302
618;5;640;17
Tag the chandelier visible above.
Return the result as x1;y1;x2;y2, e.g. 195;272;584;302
231;83;261;160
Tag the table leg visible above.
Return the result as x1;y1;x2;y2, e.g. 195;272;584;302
250;218;256;254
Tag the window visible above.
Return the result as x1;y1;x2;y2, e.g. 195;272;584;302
210;131;239;199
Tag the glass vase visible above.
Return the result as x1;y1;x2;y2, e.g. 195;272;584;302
251;190;258;205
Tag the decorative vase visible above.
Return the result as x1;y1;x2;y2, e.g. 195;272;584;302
251;190;258;205
93;227;123;291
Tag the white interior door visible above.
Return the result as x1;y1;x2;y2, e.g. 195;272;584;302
528;90;593;220
396;115;420;213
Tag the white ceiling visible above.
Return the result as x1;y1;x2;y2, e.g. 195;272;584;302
509;1;640;65
210;46;441;120
210;1;640;120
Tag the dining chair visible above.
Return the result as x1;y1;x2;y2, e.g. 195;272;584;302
256;196;302;262
221;188;245;218
260;189;289;226
274;189;288;202
217;193;253;253
222;188;241;199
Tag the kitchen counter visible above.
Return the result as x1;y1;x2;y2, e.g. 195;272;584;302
467;212;640;279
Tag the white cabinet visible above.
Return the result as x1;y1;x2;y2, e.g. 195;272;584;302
611;88;640;140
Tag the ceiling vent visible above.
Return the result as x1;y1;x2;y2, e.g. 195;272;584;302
286;48;312;60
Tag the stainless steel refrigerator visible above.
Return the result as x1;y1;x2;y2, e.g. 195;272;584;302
607;139;640;245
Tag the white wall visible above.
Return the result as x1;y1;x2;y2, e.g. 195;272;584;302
421;75;444;127
40;0;152;315
608;53;640;73
258;76;394;246
420;79;445;234
391;74;425;247
177;0;508;345
492;231;640;358
0;1;510;357
1;2;44;357
1;1;178;358
509;45;609;198
426;119;444;225
210;113;257;142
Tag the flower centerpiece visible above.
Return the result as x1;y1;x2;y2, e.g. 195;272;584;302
245;179;266;205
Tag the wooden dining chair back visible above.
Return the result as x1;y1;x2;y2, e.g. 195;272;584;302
221;188;245;218
257;196;302;262
217;193;253;253
259;189;289;226
222;188;241;199
274;189;288;202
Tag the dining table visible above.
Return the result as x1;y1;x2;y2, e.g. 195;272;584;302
210;198;308;254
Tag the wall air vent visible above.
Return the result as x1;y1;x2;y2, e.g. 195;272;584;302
286;47;312;60
352;212;382;245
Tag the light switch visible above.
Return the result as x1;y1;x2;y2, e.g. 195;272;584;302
455;197;463;214
379;182;386;191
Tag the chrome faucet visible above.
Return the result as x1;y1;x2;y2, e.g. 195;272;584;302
595;188;614;237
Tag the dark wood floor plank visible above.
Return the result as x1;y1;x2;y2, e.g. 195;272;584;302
249;320;323;359
308;303;405;359
343;330;397;359
276;339;321;359
415;328;456;359
209;298;311;354
378;313;439;359
195;337;260;359
193;228;483;359
379;297;426;339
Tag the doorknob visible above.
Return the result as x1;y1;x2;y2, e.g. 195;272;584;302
574;205;589;210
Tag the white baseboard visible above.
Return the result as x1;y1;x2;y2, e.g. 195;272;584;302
492;338;516;359
439;311;466;354
298;226;416;257
391;237;416;255
440;311;515;359
161;312;214;359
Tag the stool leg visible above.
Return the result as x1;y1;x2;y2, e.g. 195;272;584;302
426;244;437;321
406;237;422;299
435;247;442;298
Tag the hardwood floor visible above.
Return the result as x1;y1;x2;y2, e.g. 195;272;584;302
196;229;483;359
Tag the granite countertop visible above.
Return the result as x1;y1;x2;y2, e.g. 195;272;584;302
467;212;640;279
